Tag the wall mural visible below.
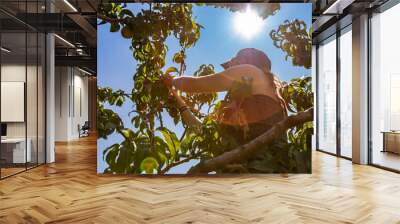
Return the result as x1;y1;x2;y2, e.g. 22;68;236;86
97;3;313;175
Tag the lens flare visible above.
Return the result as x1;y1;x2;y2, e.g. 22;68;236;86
234;6;264;40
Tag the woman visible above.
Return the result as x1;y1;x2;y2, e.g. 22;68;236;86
163;48;287;145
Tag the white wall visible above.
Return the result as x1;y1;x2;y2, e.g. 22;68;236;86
55;67;89;141
1;82;25;122
1;65;26;140
72;72;89;138
55;66;69;141
1;65;26;131
1;63;46;164
1;65;41;138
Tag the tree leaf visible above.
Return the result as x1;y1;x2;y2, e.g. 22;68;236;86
157;127;180;160
165;66;178;75
110;22;120;32
120;128;134;140
120;9;134;18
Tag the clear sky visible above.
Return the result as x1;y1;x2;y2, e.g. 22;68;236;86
97;3;312;173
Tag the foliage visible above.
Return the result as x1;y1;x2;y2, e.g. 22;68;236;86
270;19;312;69
97;87;127;139
281;76;313;113
206;3;280;19
98;3;313;174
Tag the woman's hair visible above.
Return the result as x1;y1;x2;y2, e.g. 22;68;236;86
221;48;271;73
239;48;270;72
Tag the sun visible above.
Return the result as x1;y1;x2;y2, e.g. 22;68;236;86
233;6;264;40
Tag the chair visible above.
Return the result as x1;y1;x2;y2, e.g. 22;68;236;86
79;121;90;138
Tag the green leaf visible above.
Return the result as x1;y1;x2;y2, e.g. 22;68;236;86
120;9;134;18
165;66;178;75
103;143;119;161
98;20;107;25
180;133;196;155
157;151;168;167
120;128;134;140
157;127;180;160
110;22;120;32
116;142;135;173
140;157;159;174
114;95;125;106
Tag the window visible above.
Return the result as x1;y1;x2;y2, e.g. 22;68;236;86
317;35;337;154
370;3;400;171
339;27;352;158
312;45;317;150
0;1;46;179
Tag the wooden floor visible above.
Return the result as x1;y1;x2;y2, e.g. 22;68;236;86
1;167;26;178
0;136;400;223
373;150;400;171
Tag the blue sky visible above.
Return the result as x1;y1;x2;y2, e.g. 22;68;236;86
97;3;312;173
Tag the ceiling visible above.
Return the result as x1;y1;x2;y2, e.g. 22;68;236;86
311;0;390;43
0;0;97;75
1;0;395;74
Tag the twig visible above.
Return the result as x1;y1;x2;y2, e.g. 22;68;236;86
157;112;164;128
160;152;202;174
97;14;127;24
179;129;187;141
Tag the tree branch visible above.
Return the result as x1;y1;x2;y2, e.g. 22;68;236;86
97;14;127;24
160;152;202;174
187;108;314;174
179;128;187;141
157;112;164;128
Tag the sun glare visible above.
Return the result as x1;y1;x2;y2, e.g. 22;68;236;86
234;6;264;40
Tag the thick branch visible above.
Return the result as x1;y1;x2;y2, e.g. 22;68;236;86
187;108;313;174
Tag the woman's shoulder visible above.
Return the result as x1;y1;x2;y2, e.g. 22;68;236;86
226;64;263;73
223;64;266;81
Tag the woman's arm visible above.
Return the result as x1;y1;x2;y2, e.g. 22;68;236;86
172;64;261;93
171;89;202;128
172;74;231;93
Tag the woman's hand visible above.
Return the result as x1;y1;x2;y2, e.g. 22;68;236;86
170;88;186;107
161;73;186;107
161;73;187;107
161;73;174;89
